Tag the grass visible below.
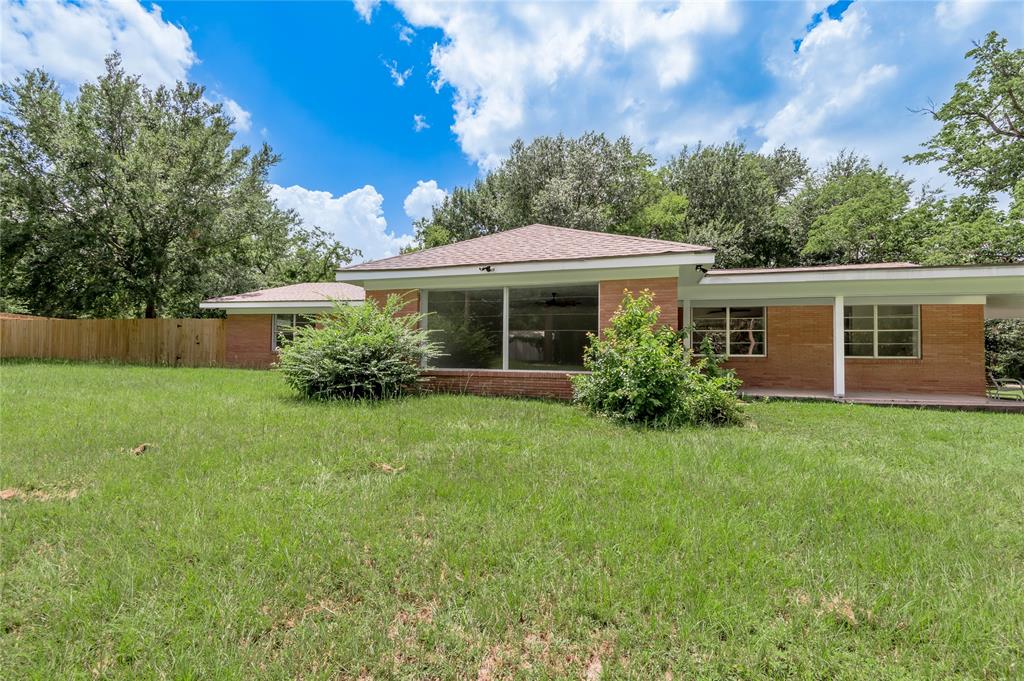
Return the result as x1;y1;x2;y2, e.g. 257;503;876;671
1;361;1023;680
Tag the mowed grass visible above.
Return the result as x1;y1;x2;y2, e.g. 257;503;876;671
1;362;1023;680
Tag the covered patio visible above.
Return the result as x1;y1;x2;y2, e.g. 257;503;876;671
680;262;1024;402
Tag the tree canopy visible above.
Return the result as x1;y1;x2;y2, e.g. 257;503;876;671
907;32;1024;196
0;54;354;318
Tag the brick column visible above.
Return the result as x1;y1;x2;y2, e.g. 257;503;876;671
598;277;678;334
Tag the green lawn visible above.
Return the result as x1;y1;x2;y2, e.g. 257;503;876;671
2;362;1023;679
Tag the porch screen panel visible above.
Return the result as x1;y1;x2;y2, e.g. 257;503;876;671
426;289;503;368
507;285;598;370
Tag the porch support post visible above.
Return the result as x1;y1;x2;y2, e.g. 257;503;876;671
833;295;845;398
681;299;692;349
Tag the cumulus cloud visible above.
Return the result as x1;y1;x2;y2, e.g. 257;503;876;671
353;0;379;23
384;1;741;168
270;184;414;261
383;59;412;87
398;24;415;43
221;97;252;132
412;114;429;132
934;0;987;30
403;180;448;222
1;0;195;88
759;5;898;161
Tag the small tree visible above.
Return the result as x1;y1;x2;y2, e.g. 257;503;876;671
277;295;439;400
571;290;743;428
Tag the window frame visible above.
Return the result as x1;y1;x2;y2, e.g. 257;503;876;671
272;313;315;351
420;284;600;372
691;306;767;358
844;304;921;359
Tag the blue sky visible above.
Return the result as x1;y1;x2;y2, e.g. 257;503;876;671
2;0;1022;261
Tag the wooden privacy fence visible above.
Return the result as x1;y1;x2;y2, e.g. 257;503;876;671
0;318;226;367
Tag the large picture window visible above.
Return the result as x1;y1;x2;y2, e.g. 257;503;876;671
425;289;503;368
508;285;598;370
273;314;316;350
844;304;919;358
691;306;766;357
423;285;599;371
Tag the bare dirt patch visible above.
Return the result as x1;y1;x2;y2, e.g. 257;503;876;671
1;487;79;502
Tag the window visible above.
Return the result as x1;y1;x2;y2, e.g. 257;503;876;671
273;314;316;350
508;285;598;371
844;304;919;358
425;289;503;369
422;285;599;371
691;306;766;357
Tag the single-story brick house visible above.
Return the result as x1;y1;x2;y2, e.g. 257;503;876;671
202;224;1024;400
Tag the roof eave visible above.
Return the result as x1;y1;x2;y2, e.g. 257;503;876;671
336;251;716;282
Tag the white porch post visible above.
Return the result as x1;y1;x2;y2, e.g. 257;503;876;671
681;299;692;349
833;295;845;398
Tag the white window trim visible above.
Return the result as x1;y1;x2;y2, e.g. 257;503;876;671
422;284;599;371
692;306;767;358
272;313;313;351
844;304;921;359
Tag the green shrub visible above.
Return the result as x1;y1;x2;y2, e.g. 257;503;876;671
571;290;743;428
277;295;439;400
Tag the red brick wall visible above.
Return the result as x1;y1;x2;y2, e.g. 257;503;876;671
679;303;986;395
365;289;420;315
225;314;276;368
692;305;835;391
846;304;986;395
599;277;678;333
422;369;575;400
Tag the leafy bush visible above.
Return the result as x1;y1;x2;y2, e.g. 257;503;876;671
571;290;743;427
986;319;1024;380
277;295;439;400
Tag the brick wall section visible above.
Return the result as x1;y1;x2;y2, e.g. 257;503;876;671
365;289;420;315
678;303;985;395
422;369;575;400
599;277;678;333
225;314;276;368
687;305;835;392
846;304;986;395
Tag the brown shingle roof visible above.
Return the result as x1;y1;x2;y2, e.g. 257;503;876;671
706;262;920;276
203;282;364;304
342;224;713;272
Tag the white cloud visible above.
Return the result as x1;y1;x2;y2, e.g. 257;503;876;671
353;0;379;23
412;114;429;132
935;0;987;30
383;59;412;87
388;1;740;169
1;0;195;88
759;5;899;161
270;184;414;261
403;180;448;222
398;24;415;43
221;97;252;132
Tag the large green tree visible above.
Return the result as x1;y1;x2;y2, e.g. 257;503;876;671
907;31;1024;195
415;132;656;248
662;142;809;268
0;54;353;318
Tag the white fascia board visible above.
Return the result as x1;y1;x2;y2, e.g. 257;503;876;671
701;264;1024;286
684;272;1024;301
336;251;715;284
347;264;693;291
680;295;989;307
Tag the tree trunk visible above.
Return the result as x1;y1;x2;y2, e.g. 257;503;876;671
145;300;157;318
